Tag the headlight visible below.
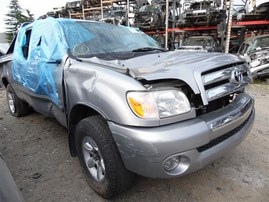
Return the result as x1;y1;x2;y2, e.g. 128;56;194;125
153;90;191;118
127;90;191;119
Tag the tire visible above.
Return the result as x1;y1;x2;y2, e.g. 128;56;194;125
6;84;30;117
75;115;135;198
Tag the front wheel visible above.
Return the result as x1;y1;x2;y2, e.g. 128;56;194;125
75;115;135;198
6;84;30;117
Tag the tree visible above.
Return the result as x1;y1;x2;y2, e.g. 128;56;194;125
4;0;34;43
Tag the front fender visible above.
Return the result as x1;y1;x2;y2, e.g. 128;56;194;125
64;59;161;127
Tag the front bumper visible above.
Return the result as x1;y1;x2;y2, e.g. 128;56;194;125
250;63;269;78
108;93;255;178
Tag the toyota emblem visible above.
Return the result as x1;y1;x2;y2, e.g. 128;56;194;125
231;70;243;83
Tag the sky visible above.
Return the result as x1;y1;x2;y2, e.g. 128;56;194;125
0;0;68;33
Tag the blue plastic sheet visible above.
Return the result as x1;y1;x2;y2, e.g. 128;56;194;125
12;18;70;106
59;20;96;49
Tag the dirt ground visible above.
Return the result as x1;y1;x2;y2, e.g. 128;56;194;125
0;83;268;202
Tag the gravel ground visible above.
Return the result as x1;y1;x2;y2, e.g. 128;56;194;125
0;83;268;202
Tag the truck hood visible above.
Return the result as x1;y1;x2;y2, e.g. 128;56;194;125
81;51;244;94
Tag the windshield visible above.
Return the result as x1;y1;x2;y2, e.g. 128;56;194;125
182;37;212;46
249;36;269;52
59;20;160;59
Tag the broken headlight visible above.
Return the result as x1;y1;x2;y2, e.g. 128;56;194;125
127;90;191;119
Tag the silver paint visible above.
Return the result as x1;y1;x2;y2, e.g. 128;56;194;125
0;46;255;179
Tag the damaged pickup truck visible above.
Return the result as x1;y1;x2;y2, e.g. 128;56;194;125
0;18;255;198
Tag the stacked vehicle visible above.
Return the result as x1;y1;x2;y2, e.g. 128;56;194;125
135;0;176;30
178;0;226;26
242;0;269;20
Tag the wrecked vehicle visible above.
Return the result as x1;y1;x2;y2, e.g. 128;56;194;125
135;1;174;30
0;18;255;198
135;4;164;30
102;9;135;26
237;34;269;78
111;9;135;26
178;0;226;26
66;0;82;12
178;35;222;52
243;0;269;20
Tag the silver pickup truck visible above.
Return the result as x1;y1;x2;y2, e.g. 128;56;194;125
0;18;255;198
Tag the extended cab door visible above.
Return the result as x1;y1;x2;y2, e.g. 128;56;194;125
11;21;67;126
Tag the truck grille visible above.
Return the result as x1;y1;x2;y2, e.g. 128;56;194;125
201;63;251;103
193;62;252;116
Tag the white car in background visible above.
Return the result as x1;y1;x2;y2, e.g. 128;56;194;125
237;34;269;79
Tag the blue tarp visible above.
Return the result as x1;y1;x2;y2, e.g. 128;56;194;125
12;18;99;106
12;18;90;105
12;18;70;106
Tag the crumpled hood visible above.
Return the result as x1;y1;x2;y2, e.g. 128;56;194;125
121;51;244;94
81;51;244;94
122;51;242;75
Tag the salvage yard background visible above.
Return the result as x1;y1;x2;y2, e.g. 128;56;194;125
0;83;268;202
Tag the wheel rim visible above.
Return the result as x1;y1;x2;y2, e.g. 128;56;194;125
82;136;105;181
7;92;15;113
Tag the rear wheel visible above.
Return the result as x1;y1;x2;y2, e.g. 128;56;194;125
75;115;135;198
6;84;30;117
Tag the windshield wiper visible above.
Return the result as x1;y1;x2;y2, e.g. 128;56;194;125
132;47;166;52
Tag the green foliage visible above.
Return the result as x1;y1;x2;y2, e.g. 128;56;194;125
4;0;34;43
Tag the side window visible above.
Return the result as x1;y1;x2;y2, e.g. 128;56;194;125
22;29;32;59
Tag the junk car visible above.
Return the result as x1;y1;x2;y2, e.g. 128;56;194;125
0;18;255;198
178;0;226;26
135;0;175;30
178;35;222;52
237;34;269;78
